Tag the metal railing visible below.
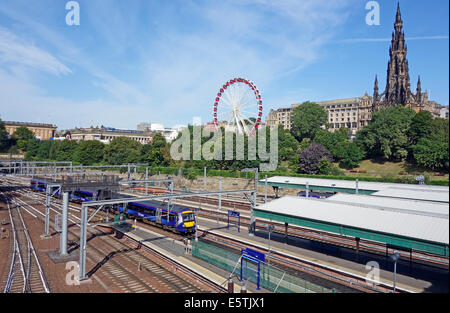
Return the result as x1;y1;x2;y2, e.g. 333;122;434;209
192;240;336;293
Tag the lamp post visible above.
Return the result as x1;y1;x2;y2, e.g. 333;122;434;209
389;252;400;292
267;224;274;266
267;224;274;286
241;168;258;237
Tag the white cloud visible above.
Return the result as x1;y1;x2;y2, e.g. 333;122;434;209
0;0;358;129
137;0;356;123
0;27;72;76
0;68;154;130
334;35;450;43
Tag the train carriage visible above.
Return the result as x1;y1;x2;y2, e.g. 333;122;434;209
72;189;99;203
116;196;195;234
30;179;61;196
29;179;98;202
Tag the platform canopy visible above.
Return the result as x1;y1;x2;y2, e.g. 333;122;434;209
254;195;449;257
371;187;449;203
259;176;449;198
327;193;449;218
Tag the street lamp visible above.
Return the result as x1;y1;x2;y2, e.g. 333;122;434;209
241;168;259;237
266;224;274;286
267;225;275;268
389;252;400;292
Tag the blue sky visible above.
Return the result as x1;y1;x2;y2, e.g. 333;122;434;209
0;0;448;130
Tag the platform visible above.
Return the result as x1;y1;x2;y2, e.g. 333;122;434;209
197;216;449;293
111;223;255;293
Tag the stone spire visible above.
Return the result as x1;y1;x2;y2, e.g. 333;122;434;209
416;75;422;103
373;75;379;103
383;2;411;107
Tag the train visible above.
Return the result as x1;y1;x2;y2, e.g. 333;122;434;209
297;190;333;199
115;196;196;234
30;178;99;202
29;178;196;235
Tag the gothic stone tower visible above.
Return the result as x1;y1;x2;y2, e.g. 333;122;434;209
372;3;440;117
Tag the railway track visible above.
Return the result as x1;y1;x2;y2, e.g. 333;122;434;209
170;197;450;269
6;177;450;268
0;181;223;293
196;228;402;293
3;176;447;293
0;191;50;293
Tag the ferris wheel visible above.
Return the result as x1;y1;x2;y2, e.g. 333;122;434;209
213;78;263;136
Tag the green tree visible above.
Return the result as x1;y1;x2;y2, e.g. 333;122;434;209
408;110;433;146
13;126;34;141
24;138;40;160
412;138;449;171
10;126;35;151
0;119;12;152
103;137;141;164
429;118;449;143
290;101;328;142
74;140;105;165
314;127;349;159
355;106;416;160
339;142;364;168
36;140;52;160
55;140;78;161
410;117;449;171
277;125;299;162
317;158;333;175
141;133;168;166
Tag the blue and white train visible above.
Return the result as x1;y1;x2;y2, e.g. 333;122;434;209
116;197;196;234
30;178;99;202
30;179;196;235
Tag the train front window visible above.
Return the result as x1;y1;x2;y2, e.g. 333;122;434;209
182;212;195;222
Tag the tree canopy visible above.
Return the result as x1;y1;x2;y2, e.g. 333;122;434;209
103;137;141;164
73;140;105;165
0;119;10;152
290;101;328;142
355;106;416;160
298;143;333;174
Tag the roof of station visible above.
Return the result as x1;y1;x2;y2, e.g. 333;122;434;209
372;187;449;203
326;193;449;218
260;176;448;192
255;195;449;245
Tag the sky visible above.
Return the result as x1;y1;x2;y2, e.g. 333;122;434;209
0;0;448;131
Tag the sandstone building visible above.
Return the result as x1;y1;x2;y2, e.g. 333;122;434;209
3;121;56;140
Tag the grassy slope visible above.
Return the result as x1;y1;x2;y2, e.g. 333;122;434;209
346;159;448;180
